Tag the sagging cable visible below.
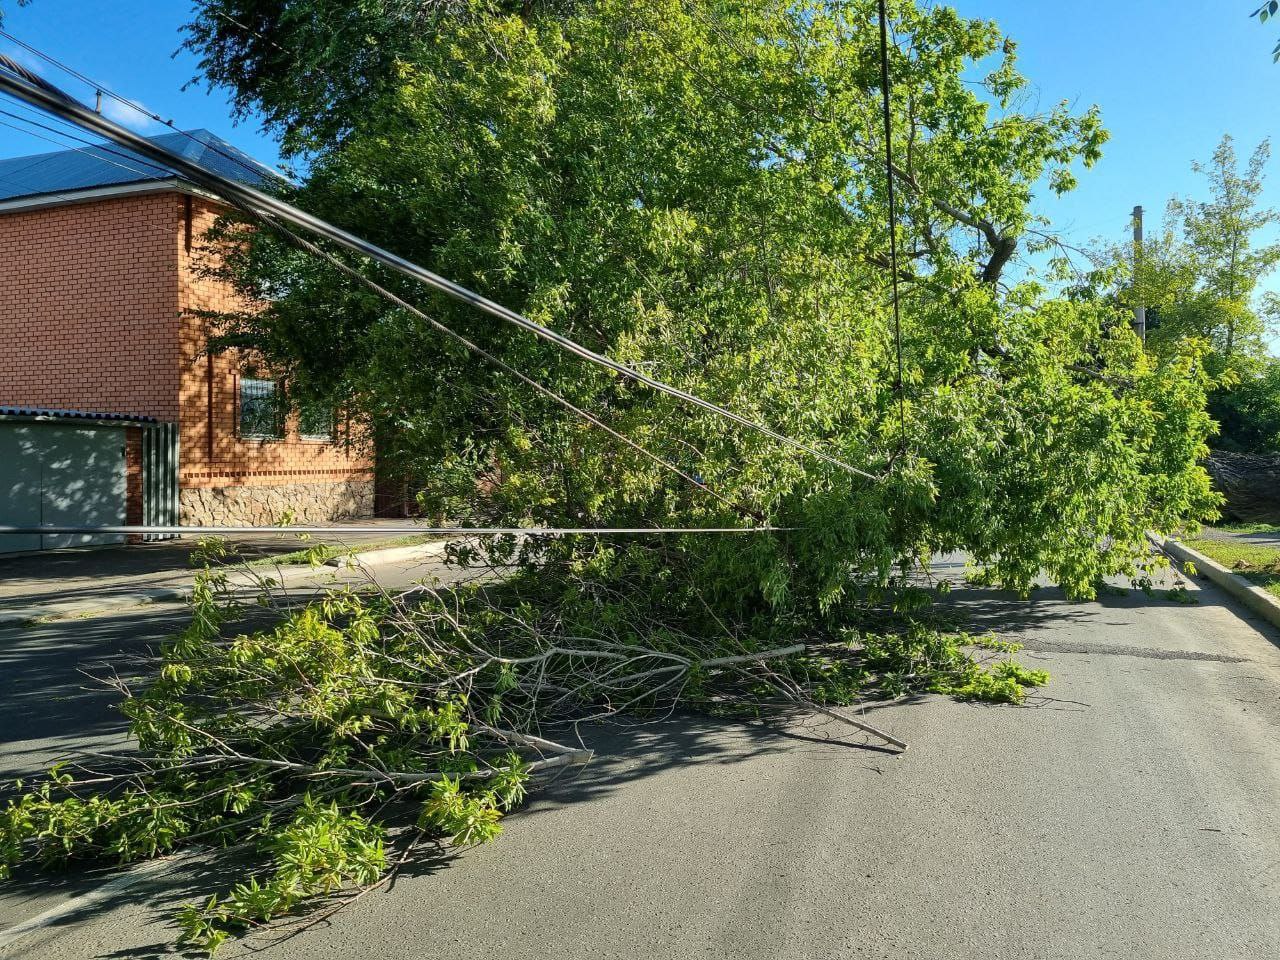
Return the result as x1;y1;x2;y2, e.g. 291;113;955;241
0;525;789;537
0;59;878;483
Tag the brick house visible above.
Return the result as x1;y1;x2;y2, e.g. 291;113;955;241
0;129;373;552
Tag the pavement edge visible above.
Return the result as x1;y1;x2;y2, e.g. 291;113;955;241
324;539;448;569
0;540;451;627
1150;532;1280;630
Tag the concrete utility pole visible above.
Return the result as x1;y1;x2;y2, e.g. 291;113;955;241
1132;205;1146;342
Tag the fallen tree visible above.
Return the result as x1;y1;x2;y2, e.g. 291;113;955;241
0;552;1048;951
189;0;1217;601
0;0;1222;951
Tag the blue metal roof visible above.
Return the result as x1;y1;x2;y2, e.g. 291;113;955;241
0;128;278;202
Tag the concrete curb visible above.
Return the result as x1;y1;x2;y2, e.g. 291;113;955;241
325;539;448;569
1150;533;1280;630
0;587;187;627
0;540;451;627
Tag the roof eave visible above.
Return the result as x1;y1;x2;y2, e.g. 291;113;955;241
0;406;161;427
0;177;225;215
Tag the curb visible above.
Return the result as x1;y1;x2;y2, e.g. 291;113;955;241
325;539;448;569
0;541;451;628
1150;533;1280;630
0;586;185;628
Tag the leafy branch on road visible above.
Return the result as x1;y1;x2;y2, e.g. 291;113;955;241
1;548;1047;953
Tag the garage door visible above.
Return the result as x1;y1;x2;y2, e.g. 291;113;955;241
0;422;127;554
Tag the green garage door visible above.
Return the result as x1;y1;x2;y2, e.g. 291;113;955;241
0;424;41;553
0;422;127;554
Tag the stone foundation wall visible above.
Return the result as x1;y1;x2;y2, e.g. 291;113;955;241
180;479;375;526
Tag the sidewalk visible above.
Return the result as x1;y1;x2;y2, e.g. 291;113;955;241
1195;525;1280;550
0;520;447;625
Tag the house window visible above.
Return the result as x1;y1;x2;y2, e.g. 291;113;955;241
238;377;285;439
298;402;334;442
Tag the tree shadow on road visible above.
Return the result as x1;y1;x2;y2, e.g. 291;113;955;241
0;606;190;781
0;706;906;959
8;557;1277;957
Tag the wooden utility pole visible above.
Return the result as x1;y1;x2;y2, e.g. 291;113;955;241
1132;205;1146;342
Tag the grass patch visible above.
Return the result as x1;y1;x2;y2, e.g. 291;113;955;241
1185;537;1280;600
1214;521;1280;536
245;543;348;567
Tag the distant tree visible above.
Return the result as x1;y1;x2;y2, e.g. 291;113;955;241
1154;137;1280;370
1092;134;1280;451
1210;358;1280;453
1094;136;1280;383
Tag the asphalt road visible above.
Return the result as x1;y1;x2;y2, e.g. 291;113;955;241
2;554;1279;959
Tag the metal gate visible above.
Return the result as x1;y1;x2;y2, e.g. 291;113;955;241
0;421;42;553
0;420;126;552
140;421;179;541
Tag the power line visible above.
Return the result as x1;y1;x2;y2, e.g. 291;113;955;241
0;62;880;484
0;30;281;185
259;213;759;520
602;7;913;471
0;104;170;177
0;96;131;152
0;113;176;199
0;525;786;537
211;10;288;55
0;47;761;525
877;0;908;454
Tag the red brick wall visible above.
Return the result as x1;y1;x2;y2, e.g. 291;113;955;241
0;192;182;420
0;190;372;502
177;197;372;491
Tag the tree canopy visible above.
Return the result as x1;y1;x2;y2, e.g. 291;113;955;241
1090;134;1280;453
187;0;1211;603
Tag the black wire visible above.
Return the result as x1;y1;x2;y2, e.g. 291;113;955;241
257;213;760;521
0;115;170;188
877;0;908;455
0;96;162;157
0;30;276;185
0;104;171;176
0;27;884;485
0;51;75;104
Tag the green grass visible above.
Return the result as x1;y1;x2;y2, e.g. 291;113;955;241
245;544;345;567
1214;521;1280;535
1185;537;1280;600
256;534;438;566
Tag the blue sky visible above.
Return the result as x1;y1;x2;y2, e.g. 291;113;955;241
0;1;1277;340
0;1;284;169
950;1;1280;262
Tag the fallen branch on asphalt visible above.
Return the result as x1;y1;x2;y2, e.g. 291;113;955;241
0;549;1051;953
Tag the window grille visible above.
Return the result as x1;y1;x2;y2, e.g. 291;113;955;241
298;403;334;442
239;377;284;439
